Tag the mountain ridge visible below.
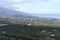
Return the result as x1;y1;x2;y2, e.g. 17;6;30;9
0;7;37;18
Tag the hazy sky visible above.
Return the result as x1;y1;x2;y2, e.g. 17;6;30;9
0;0;60;13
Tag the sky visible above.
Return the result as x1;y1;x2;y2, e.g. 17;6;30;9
0;0;60;14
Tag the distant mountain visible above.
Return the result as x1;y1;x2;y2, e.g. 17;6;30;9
0;7;34;18
0;7;27;16
0;7;60;22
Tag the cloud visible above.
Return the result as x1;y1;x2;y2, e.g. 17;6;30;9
0;0;60;13
50;0;60;2
22;9;60;13
0;0;60;5
0;0;59;7
0;0;55;5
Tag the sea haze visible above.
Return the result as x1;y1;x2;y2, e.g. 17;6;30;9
31;14;60;18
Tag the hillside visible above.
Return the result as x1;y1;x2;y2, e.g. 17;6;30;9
0;7;37;18
0;7;60;27
0;7;60;40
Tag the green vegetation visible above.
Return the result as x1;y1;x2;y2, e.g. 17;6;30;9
0;24;60;40
0;17;60;27
0;17;60;40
